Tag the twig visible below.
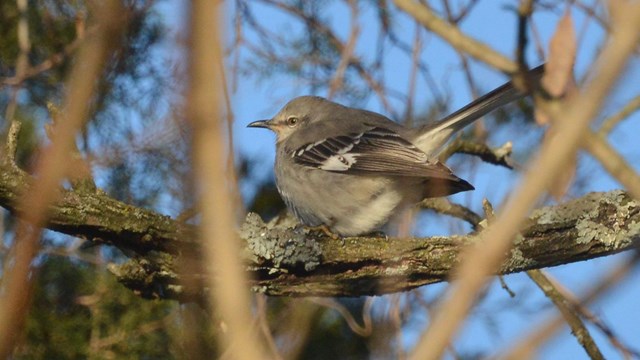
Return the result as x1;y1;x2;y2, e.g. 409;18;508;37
598;94;640;135
256;295;285;360
583;131;640;200
1;37;85;87
402;22;422;126
261;0;396;116
3;0;30;157
455;53;487;140
328;0;360;99
527;269;605;360
572;302;640;359
308;297;373;337
517;0;534;70
482;199;516;299
501;252;640;359
393;0;518;73
439;139;514;169
420;198;482;230
498;276;516;298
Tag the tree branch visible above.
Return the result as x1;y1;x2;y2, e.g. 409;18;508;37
0;159;638;300
115;190;638;299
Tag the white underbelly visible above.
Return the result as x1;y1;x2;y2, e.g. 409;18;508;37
276;163;410;236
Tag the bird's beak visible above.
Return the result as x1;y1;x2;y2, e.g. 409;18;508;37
247;119;272;129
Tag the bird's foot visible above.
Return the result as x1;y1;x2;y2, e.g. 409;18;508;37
305;224;343;243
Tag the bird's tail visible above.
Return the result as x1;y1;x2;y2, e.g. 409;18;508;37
414;64;545;155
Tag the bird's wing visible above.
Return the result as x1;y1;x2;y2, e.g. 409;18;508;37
291;126;461;180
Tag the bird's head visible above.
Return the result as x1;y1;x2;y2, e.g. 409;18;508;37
247;96;339;142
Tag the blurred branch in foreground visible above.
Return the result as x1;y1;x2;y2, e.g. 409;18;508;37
187;0;268;358
0;1;125;357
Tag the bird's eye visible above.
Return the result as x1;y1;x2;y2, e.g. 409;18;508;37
286;116;299;127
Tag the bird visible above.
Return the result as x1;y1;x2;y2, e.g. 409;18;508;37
248;69;540;236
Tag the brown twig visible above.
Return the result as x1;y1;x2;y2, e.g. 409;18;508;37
256;295;285;360
502;252;640;359
420;197;482;230
439;139;514;169
598;94;640;135
328;0;360;99
572;301;640;359
261;0;395;115
402;22;422;127
393;0;518;73
527;269;605;360
583;131;640;200
308;297;373;337
516;0;534;70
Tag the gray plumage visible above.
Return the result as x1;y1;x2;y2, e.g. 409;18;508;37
248;68;540;236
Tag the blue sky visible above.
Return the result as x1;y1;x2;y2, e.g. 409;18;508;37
157;1;640;357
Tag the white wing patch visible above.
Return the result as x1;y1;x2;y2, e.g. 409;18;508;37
318;153;358;171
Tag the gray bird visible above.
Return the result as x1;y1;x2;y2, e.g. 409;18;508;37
249;70;538;236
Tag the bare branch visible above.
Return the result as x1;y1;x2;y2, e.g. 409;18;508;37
439;139;514;169
583;131;640;200
502;253;640;358
420;197;482;230
598;94;640;135
393;0;518;73
527;269;605;360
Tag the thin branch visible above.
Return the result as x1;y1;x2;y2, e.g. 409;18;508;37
328;0;360;99
501;252;640;359
393;0;518;73
261;0;396;116
583;131;640;200
527;269;605;360
420;198;482;230
517;0;534;69
439;139;514;169
598;94;640;135
403;21;422;126
256;295;285;360
308;297;373;337
573;301;640;359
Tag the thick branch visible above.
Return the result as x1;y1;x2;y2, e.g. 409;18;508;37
0;160;637;300
116;191;639;299
237;190;639;296
0;160;197;255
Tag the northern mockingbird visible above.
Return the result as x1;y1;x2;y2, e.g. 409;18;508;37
249;69;540;236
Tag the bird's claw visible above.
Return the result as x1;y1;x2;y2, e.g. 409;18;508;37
305;224;343;242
